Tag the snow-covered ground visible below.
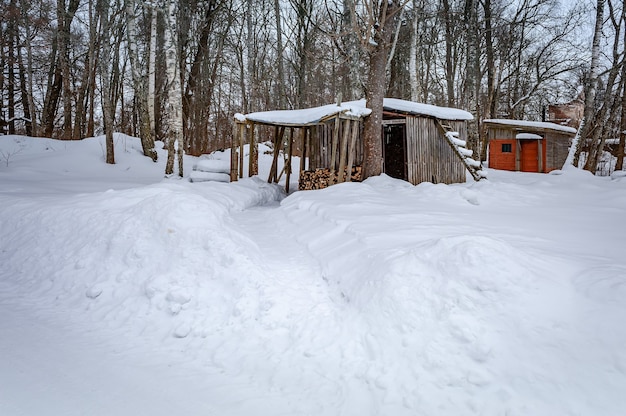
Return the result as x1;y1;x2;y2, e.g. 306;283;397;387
1;134;625;415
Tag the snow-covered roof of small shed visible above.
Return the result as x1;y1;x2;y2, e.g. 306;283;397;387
234;103;372;127
383;98;474;121
484;119;577;135
236;99;473;126
343;99;473;120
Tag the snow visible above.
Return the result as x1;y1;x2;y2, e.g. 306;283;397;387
516;133;543;140
345;98;474;121
382;98;474;120
1;134;626;415
485;119;578;135
238;103;372;126
238;98;472;126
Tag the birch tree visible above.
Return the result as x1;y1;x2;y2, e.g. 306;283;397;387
97;0;115;164
163;0;184;177
564;0;604;168
126;0;158;161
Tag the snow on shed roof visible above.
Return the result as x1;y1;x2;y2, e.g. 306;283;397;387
344;99;473;120
235;98;473;126
484;119;577;135
235;103;372;127
383;98;473;120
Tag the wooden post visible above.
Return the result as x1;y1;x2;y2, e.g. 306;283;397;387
537;138;543;173
248;122;258;177
285;127;294;193
238;124;245;178
337;119;351;182
230;122;239;182
268;126;282;183
299;127;307;173
346;120;359;182
330;116;340;179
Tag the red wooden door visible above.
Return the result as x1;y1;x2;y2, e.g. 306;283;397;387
520;140;539;172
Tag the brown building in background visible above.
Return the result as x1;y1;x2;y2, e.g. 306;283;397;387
547;93;584;129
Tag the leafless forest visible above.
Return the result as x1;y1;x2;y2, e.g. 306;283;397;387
1;0;624;174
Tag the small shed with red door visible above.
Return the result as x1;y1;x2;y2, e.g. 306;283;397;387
484;119;577;173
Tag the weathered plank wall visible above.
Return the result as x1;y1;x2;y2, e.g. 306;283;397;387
309;120;363;171
545;133;570;171
406;117;466;184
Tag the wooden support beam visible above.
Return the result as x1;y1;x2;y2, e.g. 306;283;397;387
277;127;292;183
330;116;340;180
285;127;294;193
268;126;283;183
337;119;350;183
248;122;258;177
299;127;307;174
346;120;359;182
230;123;239;182
238;124;245;178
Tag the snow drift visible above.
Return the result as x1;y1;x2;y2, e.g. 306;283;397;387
1;134;625;415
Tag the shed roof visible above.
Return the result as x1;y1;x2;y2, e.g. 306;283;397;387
234;103;371;127
235;99;473;126
383;98;473;120
484;119;577;135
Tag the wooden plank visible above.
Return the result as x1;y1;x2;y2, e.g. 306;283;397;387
230;122;239;182
330;116;340;179
346;120;359;182
300;128;306;173
238;124;245;178
285;127;294;193
337;119;350;183
382;119;406;125
249;122;258;177
268;126;283;183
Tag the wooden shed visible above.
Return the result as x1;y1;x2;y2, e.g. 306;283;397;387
484;119;577;173
231;98;483;191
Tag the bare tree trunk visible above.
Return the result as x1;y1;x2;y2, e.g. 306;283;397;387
41;0;79;138
484;0;496;119
7;0;16;134
58;0;73;139
97;0;114;164
409;0;420;101
441;0;455;107
565;0;604;168
163;0;184;177
17;46;32;135
342;0;363;100
20;0;37;136
617;55;626;171
362;0;403;179
584;0;621;173
126;0;158;161
148;9;157;138
273;0;287;108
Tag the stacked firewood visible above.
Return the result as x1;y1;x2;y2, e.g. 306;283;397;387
299;166;362;190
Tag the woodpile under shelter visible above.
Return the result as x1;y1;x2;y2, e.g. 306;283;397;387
231;98;483;191
484;119;577;173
